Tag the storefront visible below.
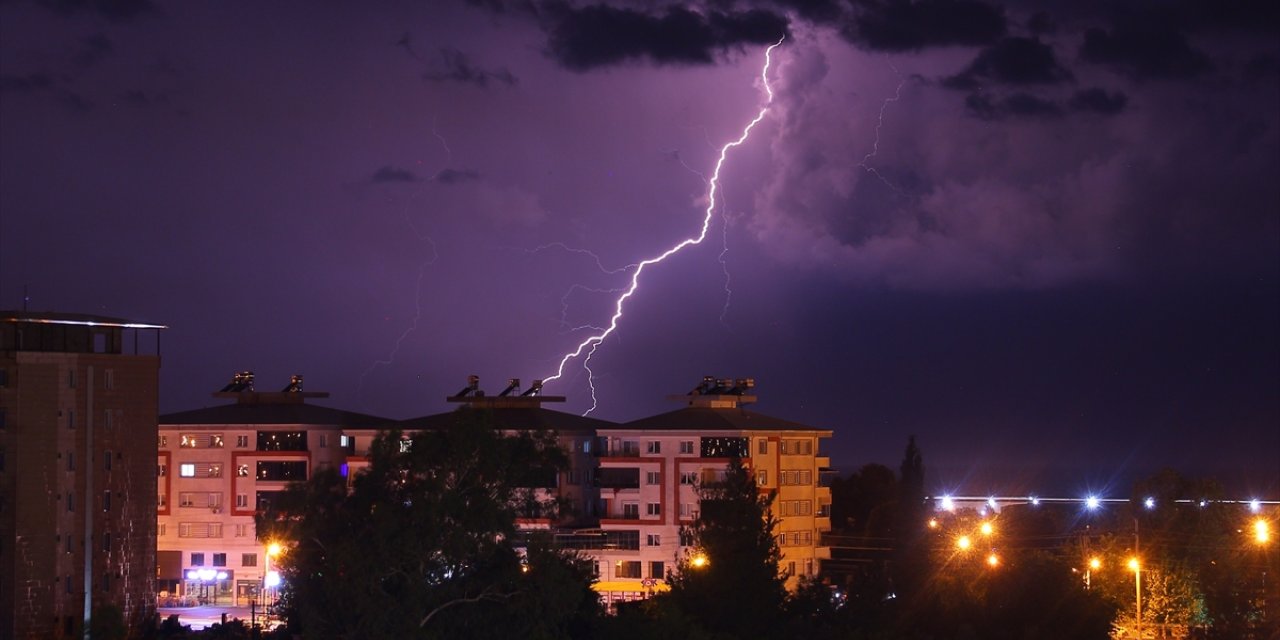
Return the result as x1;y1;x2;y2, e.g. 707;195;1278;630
182;568;234;605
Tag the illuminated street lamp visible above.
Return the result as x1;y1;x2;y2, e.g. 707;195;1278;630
956;535;972;551
690;553;709;569
980;521;994;537
1085;556;1101;589
1129;557;1142;638
1255;519;1271;544
927;518;940;530
986;553;1000;568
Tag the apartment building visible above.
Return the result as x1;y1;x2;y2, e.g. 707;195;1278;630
395;377;612;528
1;311;164;639
156;373;392;605
590;378;833;606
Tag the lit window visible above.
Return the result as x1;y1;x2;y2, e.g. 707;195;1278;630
758;439;768;455
179;464;195;477
237;464;249;477
757;470;768;486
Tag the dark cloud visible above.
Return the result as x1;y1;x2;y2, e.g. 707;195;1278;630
842;0;1005;52
544;5;788;70
1027;11;1055;36
1079;24;1212;80
0;73;55;92
768;0;845;24
964;91;1062;120
73;33;113;68
370;166;418;183
944;37;1072;89
423;47;517;88
432;168;480;185
39;0;157;22
1068;87;1127;115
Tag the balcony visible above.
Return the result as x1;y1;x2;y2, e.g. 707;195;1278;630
596;468;640;489
815;456;831;469
598;445;641;458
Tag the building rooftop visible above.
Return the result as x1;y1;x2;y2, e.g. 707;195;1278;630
160;402;393;428
618;406;828;433
401;405;617;434
0;310;167;329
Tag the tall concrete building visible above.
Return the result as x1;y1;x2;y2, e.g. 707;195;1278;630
0;311;164;639
156;373;392;606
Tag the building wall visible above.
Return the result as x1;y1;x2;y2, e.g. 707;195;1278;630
157;423;344;605
592;428;832;602
1;349;159;639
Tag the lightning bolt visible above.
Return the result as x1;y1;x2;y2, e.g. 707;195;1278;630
357;117;451;403
544;37;785;413
857;63;907;194
668;148;735;329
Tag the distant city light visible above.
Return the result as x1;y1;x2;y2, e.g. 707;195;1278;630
1085;496;1101;510
1029;496;1040;506
940;496;955;511
927;518;939;529
1198;500;1208;508
1144;497;1156;510
987;497;997;509
1249;499;1261;513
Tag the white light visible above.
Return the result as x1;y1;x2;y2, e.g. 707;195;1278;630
1198;500;1207;508
987;497;997;509
1144;497;1156;510
186;570;198;580
1250;499;1261;513
198;569;216;581
1085;496;1101;510
216;571;228;580
265;571;281;588
940;496;955;511
1029;496;1040;506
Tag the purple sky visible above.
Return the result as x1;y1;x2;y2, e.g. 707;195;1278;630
2;0;1277;495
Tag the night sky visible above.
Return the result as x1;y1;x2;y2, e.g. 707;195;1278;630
2;1;1277;496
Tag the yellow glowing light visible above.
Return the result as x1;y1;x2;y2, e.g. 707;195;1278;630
267;542;283;558
691;553;709;568
928;518;939;529
980;521;994;536
986;553;1000;567
1256;519;1271;544
1127;557;1140;572
1089;557;1102;571
957;535;972;551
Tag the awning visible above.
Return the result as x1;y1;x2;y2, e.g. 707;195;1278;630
591;581;669;593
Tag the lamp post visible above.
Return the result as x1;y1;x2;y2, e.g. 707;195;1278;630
1128;557;1141;639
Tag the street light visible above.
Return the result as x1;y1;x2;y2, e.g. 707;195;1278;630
956;535;972;551
690;553;709;569
986;553;1000;568
1255;519;1271;544
1129;557;1142;638
1085;557;1101;589
980;521;994;537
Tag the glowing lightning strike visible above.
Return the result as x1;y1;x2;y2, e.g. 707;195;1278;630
857;63;908;194
544;37;785;413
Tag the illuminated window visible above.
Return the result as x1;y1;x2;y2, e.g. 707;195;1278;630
236;494;248;508
399;439;413;454
757;470;768;486
680;472;698;485
615;561;642;579
158;463;167;477
179;464;195;477
237;464;249;477
758;439;768;455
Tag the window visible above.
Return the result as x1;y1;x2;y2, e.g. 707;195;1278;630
622;502;639;519
67;409;74;429
258;431;307;452
158;493;166;508
180;434;223;448
780;470;812;486
237;464;249;477
178;523;223;539
235;524;249;537
804;559;814;576
159;524;166;536
646;503;661;516
104;369;114;390
178;463;220;478
645;471;660;485
758;438;768;455
700;437;748;458
646;534;661;547
66;491;74;512
103;410;113;429
102;490;110;512
159;435;168;448
68;369;76;388
780;439;813;455
679;440;694;455
778;500;813;516
679;530;694;546
757;470;768;486
680;471;698;485
67;451;74;472
318;434;328;448
236;435;249;448
615;561;642;579
399;439;413;454
650;561;665;579
242;553;257;567
236;494;248;508
102;531;111;552
158;463;167;477
680;503;695;518
213;553;227;567
104;451;111;471
191;552;205;566
646;441;661;454
257;461;307;481
179;492;222;508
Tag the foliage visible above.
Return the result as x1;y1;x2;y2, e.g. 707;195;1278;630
662;456;786;639
88;604;127;640
256;409;600;639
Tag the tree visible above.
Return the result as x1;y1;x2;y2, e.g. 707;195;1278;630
662;457;786;639
256;409;601;638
